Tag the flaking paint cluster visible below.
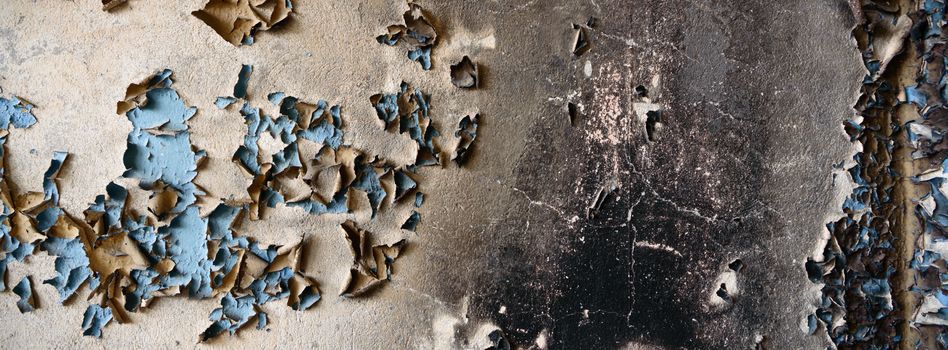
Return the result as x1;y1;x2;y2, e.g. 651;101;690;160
807;1;948;348
0;1;488;342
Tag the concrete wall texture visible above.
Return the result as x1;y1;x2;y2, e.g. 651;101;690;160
0;0;945;349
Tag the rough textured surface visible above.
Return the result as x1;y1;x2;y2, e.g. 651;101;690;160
0;0;862;348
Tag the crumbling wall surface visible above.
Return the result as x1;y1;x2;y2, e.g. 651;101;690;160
0;0;875;349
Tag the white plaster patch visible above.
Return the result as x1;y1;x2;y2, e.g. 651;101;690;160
708;268;739;308
634;241;683;257
443;28;497;53
431;314;461;349
632;102;661;123
257;130;286;157
535;329;549;349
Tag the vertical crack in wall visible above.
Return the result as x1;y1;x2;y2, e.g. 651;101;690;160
893;9;925;348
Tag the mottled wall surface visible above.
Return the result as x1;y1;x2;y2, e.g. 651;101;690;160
0;0;867;349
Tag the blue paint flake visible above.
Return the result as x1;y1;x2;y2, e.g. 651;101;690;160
158;206;212;297
43;151;68;204
42;236;91;303
0;96;38;130
401;211;420;232
452;114;479;166
376;4;438;70
234;64;253;99
0;62;440;340
121;71;204;212
268;92;285;105
414;192;425;207
351;158;387;218
291;284;321;311
201;293;260;341
394;170;417;201
12;277;34;313
370;82;441;167
82;304;113;338
215;96;238;109
407;46;432;70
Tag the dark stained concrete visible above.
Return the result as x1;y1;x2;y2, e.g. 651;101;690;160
417;0;862;348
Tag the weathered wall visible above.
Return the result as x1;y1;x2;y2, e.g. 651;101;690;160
0;0;866;349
